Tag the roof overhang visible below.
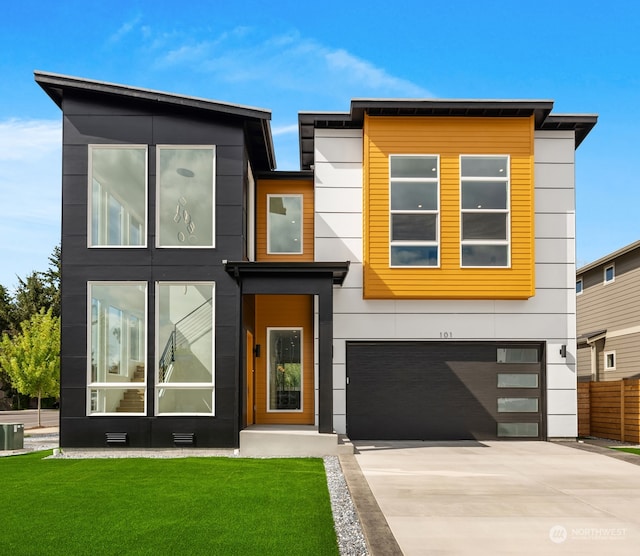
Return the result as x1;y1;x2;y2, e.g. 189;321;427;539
577;240;640;275
577;329;607;346
299;99;597;170
224;261;350;286
34;70;276;171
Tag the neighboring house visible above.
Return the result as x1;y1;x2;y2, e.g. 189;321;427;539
576;240;640;382
36;71;596;448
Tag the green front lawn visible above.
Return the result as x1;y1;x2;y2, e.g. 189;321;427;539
1;452;339;556
612;447;640;456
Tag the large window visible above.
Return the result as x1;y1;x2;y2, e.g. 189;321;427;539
88;282;147;414
157;146;216;247
267;195;303;254
89;146;147;247
156;283;215;415
389;155;439;267
460;155;510;267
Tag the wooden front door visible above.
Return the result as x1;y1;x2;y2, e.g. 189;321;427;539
254;295;314;425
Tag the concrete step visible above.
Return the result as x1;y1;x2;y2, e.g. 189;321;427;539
239;425;354;457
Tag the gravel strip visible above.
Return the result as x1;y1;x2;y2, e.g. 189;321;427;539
324;456;369;556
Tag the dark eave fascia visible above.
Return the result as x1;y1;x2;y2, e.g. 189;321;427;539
540;114;598;148
577;239;640;275
297;99;604;170
349;98;555;128
224;261;350;286
34;70;272;121
254;170;314;181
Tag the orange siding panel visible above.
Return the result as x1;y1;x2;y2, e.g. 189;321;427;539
363;115;535;299
256;179;314;262
254;295;314;425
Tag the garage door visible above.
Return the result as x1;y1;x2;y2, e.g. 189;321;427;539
346;341;544;440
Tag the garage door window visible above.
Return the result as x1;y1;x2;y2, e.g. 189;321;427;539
497;398;539;413
497;347;538;363
497;374;539;388
497;423;539;437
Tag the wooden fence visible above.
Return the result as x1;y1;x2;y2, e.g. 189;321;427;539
578;379;640;443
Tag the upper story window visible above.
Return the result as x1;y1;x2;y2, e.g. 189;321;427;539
157;146;216;248
460;155;510;267
576;278;583;294
389;155;439;267
604;264;615;284
267;194;303;254
89;146;147;247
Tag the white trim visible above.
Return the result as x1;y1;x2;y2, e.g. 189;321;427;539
266;327;304;413
604;263;615;284
604;350;616;371
86;281;148;416
388;154;440;268
154;281;216;416
88;145;148;248
606;325;640;339
266;194;304;255
459;154;511;268
155;145;216;248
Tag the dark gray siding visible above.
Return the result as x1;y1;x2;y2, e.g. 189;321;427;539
60;92;246;447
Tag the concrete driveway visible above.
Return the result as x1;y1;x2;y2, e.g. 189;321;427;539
351;440;640;555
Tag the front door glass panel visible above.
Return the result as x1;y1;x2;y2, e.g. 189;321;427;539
267;328;302;411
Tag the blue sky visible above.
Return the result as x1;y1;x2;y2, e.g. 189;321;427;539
1;0;637;290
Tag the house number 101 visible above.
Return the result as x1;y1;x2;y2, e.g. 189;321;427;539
440;332;453;338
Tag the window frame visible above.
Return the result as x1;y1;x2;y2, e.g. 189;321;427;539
266;193;304;255
266;327;304;413
604;350;616;371
604;264;615;284
388;154;440;268
156;145;216;249
576;278;583;295
459;154;510;268
87;281;148;416
88;145;148;248
155;281;216;416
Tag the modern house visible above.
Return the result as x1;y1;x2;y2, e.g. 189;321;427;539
577;240;640;382
36;71;596;450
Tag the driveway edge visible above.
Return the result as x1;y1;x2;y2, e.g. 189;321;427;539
338;454;403;556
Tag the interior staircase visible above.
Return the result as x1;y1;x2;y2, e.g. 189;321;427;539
116;365;145;413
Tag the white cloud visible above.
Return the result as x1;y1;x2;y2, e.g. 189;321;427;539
0;119;61;288
272;124;299;136
0;119;61;161
107;15;143;45
150;27;432;99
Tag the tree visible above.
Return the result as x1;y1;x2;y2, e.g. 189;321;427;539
0;308;60;427
0;284;14;334
10;245;61;325
43;245;61;318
